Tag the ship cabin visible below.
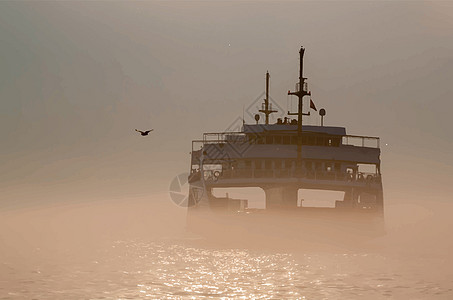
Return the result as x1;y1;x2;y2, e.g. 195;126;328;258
190;123;381;183
189;122;383;212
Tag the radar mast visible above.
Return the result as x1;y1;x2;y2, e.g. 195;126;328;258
288;47;311;164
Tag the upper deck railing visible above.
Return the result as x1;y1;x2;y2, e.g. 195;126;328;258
194;131;380;151
203;132;246;143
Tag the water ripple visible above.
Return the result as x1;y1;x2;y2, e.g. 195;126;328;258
1;239;452;299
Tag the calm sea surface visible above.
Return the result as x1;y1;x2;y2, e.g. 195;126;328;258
1;200;453;299
2;238;453;299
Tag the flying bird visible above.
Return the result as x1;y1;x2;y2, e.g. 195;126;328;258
135;129;153;136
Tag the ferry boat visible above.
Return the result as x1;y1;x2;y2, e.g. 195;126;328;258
186;48;384;240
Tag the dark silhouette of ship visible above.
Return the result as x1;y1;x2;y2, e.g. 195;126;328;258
186;47;384;239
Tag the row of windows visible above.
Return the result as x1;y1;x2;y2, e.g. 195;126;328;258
248;134;341;147
233;159;342;171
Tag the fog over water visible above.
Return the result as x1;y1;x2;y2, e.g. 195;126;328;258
1;196;453;298
1;1;453;299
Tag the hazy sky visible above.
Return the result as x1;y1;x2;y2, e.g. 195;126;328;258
1;1;453;209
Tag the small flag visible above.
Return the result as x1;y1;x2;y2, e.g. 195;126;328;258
310;98;317;111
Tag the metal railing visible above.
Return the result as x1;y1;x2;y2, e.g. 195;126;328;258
192;132;380;153
203;132;246;143
192;168;381;185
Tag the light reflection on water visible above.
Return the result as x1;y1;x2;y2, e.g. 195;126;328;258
2;239;453;299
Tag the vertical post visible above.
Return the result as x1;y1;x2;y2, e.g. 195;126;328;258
260;71;277;124
265;71;270;124
297;48;305;165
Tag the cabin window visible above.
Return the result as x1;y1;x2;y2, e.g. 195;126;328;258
291;136;298;145
274;135;282;144
284;159;293;169
245;160;252;169
326;163;332;172
334;162;341;171
255;160;262;169
266;136;273;144
316;136;324;146
283;136;290;145
315;162;322;170
308;135;315;145
305;161;312;170
274;159;282;169
302;135;308;145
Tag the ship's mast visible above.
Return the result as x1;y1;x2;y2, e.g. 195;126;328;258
288;47;311;164
259;71;277;125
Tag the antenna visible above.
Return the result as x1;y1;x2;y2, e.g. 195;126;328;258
259;71;277;124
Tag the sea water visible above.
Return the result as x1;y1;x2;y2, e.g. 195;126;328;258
1;199;452;299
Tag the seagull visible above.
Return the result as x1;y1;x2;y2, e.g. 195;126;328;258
135;129;153;136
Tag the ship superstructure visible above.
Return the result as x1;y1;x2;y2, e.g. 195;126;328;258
187;48;383;216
